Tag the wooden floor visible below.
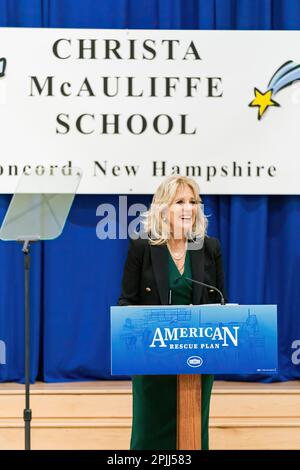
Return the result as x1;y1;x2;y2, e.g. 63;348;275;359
0;380;300;450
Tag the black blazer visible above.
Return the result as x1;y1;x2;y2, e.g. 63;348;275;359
118;236;226;306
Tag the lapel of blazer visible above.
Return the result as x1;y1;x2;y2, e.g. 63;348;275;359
190;242;205;305
150;243;169;305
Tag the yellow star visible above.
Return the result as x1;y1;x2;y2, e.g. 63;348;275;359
249;88;280;120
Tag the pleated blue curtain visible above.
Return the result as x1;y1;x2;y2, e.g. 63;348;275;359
0;0;299;383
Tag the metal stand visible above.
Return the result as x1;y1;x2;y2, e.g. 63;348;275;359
21;239;34;450
0;169;82;450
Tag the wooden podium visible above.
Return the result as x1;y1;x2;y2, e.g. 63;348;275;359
177;375;201;450
111;304;278;451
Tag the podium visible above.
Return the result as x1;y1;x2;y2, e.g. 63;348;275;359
111;304;278;450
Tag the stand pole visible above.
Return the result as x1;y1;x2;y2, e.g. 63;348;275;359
22;240;32;450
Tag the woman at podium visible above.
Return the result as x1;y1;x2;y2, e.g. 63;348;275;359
118;175;226;450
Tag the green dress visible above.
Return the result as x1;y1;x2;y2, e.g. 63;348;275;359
130;250;214;450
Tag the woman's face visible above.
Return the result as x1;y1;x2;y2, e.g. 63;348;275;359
167;184;197;239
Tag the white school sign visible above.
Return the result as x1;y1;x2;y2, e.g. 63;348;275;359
0;27;300;194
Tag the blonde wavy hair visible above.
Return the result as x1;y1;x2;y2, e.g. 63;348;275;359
141;176;208;245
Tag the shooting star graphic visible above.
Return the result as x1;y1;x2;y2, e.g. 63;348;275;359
249;60;300;120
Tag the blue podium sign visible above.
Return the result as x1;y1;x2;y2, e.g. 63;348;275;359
111;305;278;375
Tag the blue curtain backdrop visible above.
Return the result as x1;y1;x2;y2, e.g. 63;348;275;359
0;0;299;383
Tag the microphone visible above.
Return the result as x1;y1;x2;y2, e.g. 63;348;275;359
175;276;226;305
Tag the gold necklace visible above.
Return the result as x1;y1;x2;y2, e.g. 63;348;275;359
172;252;185;260
167;243;186;274
167;242;186;260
